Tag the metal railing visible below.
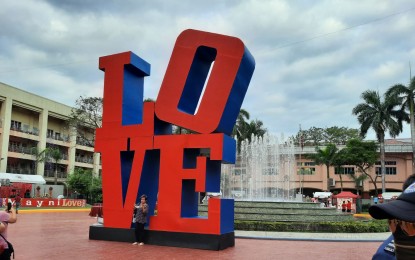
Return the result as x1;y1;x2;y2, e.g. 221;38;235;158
76;138;95;147
75;156;94;164
10;125;40;136
47;134;70;142
43;170;67;179
8;145;35;154
6;167;36;175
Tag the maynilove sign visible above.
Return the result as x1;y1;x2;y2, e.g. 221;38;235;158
90;29;255;250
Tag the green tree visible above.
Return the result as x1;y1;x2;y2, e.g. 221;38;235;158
347;173;368;196
247;119;267;141
291;126;360;146
69;96;103;147
324;126;360;145
47;148;63;185
308;127;325;146
386;76;415;173
67;168;102;203
352;90;409;193
332;148;348;192
307;143;339;190
340;139;380;195
30;147;47;174
232;109;250;153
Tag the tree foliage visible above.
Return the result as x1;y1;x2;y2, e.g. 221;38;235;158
353;90;408;140
335;139;380;195
306;143;339;191
232;109;267;153
69;96;103;147
352;90;408;193
67;168;102;203
30;147;47;173
46;147;63;185
385;76;415;173
291;126;360;146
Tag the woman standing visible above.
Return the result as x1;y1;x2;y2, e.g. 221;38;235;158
133;195;148;246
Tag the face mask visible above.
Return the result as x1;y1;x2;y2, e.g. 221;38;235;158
393;226;415;259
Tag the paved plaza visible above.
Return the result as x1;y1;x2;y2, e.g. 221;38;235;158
9;210;386;259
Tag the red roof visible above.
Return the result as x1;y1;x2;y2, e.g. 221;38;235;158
333;191;360;198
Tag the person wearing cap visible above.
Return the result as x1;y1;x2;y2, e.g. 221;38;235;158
132;194;149;246
370;175;415;259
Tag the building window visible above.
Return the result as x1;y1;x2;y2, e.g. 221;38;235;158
376;167;397;175
375;161;397;166
335;167;355;175
298;167;315;175
47;129;54;138
262;168;277;175
10;120;21;130
297;162;316;166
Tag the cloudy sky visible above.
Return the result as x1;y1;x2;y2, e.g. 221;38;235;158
1;1;415;140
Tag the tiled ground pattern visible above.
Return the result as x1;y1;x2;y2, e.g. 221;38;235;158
8;212;382;259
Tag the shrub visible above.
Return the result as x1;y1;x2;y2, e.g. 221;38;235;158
234;219;388;233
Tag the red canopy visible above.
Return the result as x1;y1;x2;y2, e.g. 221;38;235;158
333;191;360;198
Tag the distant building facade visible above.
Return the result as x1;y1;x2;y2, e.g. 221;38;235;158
296;139;413;198
0;82;100;184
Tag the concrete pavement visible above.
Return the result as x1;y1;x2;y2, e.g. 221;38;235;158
9;211;384;259
18;208;390;242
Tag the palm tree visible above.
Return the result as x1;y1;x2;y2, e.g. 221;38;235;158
333;148;348;192
232;109;250;153
348;173;368;196
30;147;47;174
47;148;63;185
247;119;267;141
307;143;338;191
352;90;409;194
385;76;415;173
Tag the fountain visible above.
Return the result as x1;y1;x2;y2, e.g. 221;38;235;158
221;133;297;201
201;133;353;223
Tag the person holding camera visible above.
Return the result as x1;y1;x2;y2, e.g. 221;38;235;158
0;203;17;259
132;194;148;246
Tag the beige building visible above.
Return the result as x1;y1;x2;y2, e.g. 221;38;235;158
296;139;413;199
0;82;100;184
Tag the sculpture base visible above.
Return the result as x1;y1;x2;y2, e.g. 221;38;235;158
89;224;234;250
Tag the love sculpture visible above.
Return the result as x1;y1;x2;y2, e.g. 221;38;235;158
89;29;255;250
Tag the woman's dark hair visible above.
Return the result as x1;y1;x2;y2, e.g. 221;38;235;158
140;194;148;200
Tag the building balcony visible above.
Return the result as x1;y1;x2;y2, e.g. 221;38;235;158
43;170;67;179
46;135;71;147
9;128;40;141
6;167;36;175
75;156;94;164
76;138;95;148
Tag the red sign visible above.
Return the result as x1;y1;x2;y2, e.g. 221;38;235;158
4;198;86;208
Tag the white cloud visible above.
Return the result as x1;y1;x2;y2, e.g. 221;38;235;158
1;0;415;141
